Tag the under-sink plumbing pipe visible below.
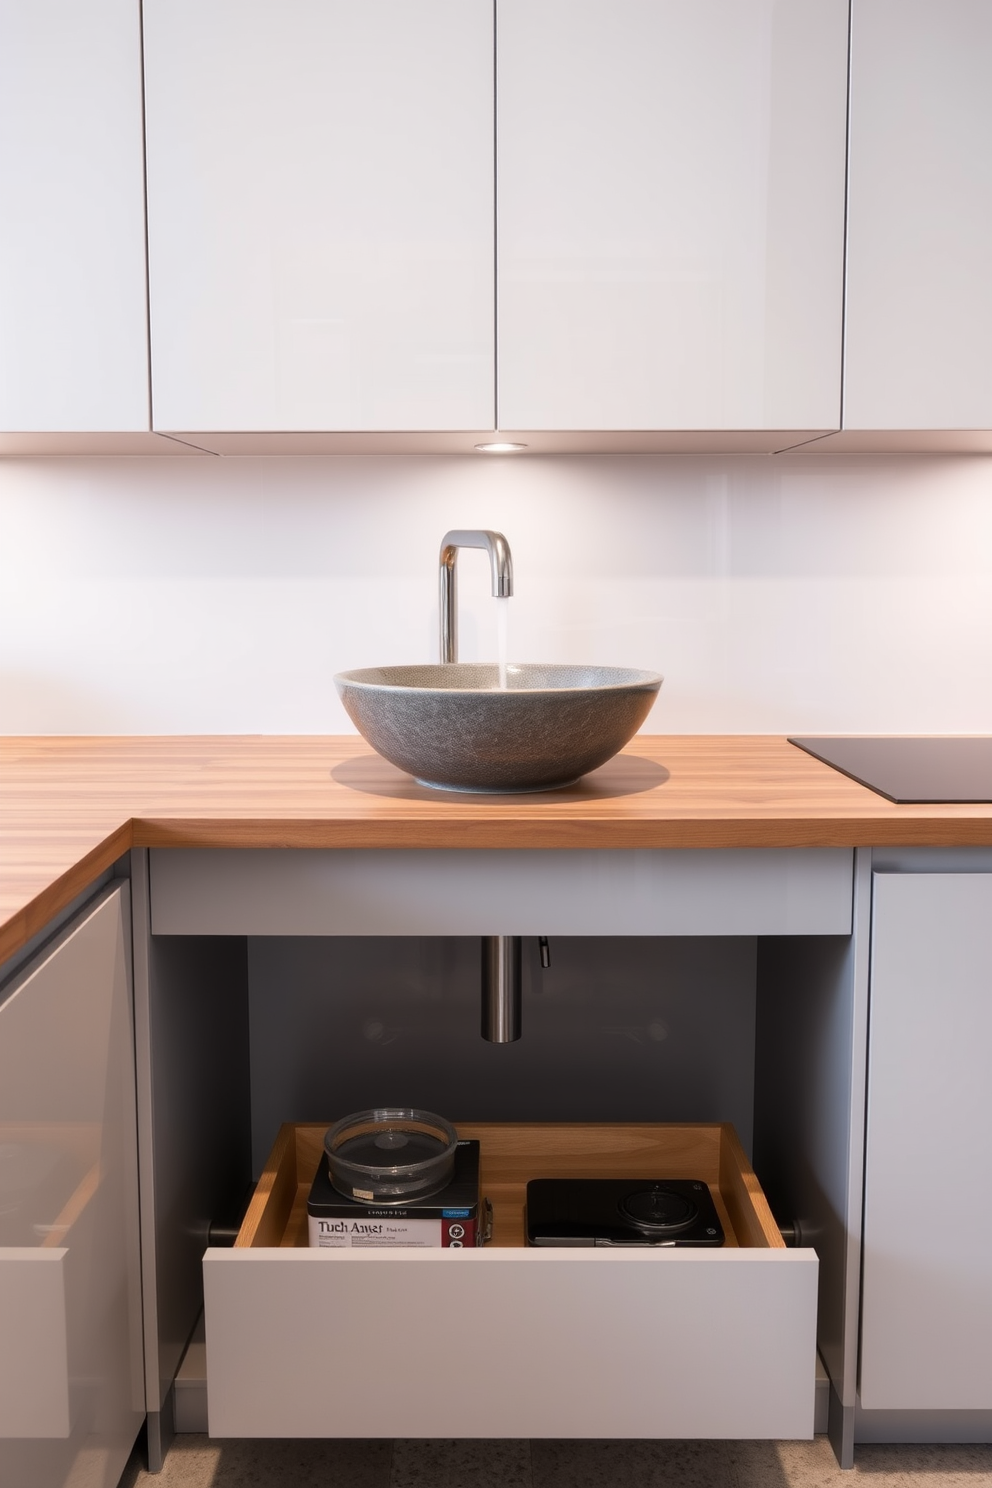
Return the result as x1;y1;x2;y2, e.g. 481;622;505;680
481;935;522;1042
481;936;551;1041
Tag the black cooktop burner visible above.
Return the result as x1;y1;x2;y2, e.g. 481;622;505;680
789;736;992;804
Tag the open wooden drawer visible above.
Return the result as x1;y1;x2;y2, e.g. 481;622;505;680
203;1123;818;1439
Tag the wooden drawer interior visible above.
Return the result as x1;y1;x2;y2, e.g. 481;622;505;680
236;1122;784;1252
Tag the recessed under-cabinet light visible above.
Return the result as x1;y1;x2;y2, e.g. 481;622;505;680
474;441;528;453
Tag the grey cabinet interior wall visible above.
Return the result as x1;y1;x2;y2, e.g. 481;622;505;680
245;935;758;1178
753;847;872;1468
131;852;251;1470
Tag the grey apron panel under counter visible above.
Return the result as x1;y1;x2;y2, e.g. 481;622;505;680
148;847;853;937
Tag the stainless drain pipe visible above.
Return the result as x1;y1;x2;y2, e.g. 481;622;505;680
481;935;522;1042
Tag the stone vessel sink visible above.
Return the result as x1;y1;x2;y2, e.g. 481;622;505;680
334;663;663;793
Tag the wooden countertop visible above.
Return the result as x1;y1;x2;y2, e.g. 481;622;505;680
4;733;992;965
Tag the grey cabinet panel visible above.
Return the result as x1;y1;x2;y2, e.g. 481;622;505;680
862;873;992;1409
0;884;143;1487
150;847;854;938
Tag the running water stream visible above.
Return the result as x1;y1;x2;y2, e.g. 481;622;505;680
496;596;510;689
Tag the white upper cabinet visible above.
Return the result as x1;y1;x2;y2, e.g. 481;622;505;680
0;0;150;439
143;0;494;438
843;0;992;435
495;0;849;438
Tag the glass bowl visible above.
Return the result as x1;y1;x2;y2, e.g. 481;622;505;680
324;1108;458;1204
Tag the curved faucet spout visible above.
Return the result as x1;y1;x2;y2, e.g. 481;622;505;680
438;529;513;664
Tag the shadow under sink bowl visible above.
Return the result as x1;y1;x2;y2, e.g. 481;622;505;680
334;663;663;793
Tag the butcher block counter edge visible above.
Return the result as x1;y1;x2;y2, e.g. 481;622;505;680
4;733;992;964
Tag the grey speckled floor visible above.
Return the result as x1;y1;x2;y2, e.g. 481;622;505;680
120;1436;992;1488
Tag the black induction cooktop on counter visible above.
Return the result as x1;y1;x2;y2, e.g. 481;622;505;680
789;736;992;804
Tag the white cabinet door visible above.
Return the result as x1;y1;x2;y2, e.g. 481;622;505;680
0;0;149;433
496;0;848;434
861;873;992;1409
844;1;992;431
144;0;494;435
0;885;144;1486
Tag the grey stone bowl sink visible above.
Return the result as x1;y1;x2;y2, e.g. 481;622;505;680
334;663;663;793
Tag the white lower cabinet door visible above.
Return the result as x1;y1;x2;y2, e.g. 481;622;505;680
861;873;992;1408
204;1248;817;1439
0;885;144;1487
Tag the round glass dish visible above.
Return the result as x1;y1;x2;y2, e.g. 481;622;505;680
324;1108;458;1204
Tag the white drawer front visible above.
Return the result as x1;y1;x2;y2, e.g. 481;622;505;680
152;847;853;937
0;1251;69;1437
204;1247;818;1439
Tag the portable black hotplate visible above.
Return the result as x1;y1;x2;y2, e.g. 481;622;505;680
789;736;992;804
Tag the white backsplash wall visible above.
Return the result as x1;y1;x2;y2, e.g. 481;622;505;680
2;451;991;734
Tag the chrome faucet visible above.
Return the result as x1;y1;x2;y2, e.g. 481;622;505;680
438;529;513;664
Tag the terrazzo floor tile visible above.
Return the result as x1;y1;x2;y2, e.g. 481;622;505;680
530;1438;741;1488
122;1435;392;1488
739;1437;992;1487
119;1435;992;1487
389;1438;531;1488
729;1438;826;1487
845;1441;992;1484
